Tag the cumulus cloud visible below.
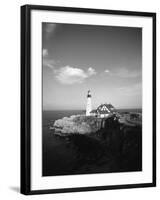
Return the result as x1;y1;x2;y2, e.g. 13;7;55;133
42;52;97;84
54;66;96;85
88;67;96;76
43;49;48;57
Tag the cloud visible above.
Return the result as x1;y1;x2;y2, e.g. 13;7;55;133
43;59;56;69
117;83;142;96
105;67;141;78
114;68;140;78
45;24;56;33
104;69;110;73
43;49;48;57
87;67;97;76
42;49;56;69
42;52;97;84
44;24;57;39
54;66;96;85
42;48;58;69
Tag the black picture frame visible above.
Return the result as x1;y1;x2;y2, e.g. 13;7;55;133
21;4;156;195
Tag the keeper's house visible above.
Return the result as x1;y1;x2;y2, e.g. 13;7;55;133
90;103;116;118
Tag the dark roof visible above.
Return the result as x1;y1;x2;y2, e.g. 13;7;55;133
97;103;116;113
90;104;116;115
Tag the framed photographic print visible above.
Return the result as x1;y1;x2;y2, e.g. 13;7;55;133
21;4;156;195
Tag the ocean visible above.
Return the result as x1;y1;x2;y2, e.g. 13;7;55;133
42;110;85;176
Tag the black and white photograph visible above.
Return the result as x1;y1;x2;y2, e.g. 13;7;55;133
20;5;156;194
0;0;159;199
42;23;142;176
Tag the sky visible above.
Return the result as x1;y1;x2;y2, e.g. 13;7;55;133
42;23;142;110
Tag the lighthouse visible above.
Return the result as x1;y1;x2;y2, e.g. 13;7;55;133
86;90;92;116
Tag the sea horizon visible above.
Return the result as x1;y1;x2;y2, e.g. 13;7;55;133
43;108;142;111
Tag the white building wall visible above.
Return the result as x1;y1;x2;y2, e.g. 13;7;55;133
86;97;92;116
100;114;109;118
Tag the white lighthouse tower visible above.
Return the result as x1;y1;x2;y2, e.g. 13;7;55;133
86;90;92;116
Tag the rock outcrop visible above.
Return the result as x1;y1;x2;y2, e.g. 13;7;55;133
51;115;103;136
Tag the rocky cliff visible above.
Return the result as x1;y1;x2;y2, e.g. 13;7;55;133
51;115;104;136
